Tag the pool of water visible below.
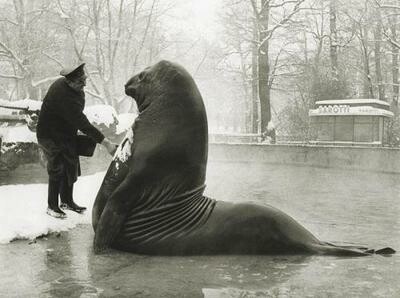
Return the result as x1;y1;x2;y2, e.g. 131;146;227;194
1;161;399;297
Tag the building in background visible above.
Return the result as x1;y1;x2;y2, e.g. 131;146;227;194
309;99;394;146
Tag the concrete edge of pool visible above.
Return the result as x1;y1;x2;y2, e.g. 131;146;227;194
208;143;400;174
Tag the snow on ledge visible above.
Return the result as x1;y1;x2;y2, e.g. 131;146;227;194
0;125;37;143
0;99;42;115
315;98;391;107
309;106;394;117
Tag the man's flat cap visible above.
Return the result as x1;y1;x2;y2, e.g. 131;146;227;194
60;63;86;79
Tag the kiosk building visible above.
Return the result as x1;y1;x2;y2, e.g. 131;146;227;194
309;99;394;146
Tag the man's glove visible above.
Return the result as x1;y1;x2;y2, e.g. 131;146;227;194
101;138;118;156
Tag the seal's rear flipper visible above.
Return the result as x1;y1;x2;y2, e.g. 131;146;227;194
375;247;396;255
311;244;370;256
313;243;396;256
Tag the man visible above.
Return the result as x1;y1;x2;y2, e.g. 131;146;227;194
37;63;117;219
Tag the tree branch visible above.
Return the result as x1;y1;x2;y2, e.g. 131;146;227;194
86;89;105;100
31;75;61;87
0;41;26;71
383;29;400;49
258;0;306;48
0;18;18;26
0;73;24;80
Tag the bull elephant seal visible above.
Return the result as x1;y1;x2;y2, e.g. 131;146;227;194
92;60;395;256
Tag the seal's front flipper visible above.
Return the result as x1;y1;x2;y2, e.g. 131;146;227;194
93;178;133;254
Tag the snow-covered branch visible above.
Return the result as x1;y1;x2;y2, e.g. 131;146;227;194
0;41;26;71
383;30;400;49
31;76;61;87
86;89;105;100
0;73;24;80
0;18;18;26
270;0;302;9
258;0;306;48
42;52;64;68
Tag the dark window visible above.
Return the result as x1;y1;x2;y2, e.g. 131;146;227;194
354;116;373;142
316;116;334;141
372;117;380;142
334;116;353;141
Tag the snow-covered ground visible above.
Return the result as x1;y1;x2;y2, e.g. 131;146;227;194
0;171;105;244
0;101;137;244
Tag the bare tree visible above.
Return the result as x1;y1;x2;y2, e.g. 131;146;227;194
373;1;385;100
0;0;58;99
221;0;305;136
329;0;339;78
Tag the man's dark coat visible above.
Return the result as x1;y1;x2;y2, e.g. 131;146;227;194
37;77;104;184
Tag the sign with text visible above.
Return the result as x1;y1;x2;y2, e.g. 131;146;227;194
318;105;350;114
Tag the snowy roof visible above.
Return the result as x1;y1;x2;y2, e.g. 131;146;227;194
315;98;391;107
309;106;394;117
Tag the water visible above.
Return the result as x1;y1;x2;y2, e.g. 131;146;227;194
1;161;399;297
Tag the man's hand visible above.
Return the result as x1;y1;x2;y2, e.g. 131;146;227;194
101;138;118;156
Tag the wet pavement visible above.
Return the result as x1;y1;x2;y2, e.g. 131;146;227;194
1;162;399;297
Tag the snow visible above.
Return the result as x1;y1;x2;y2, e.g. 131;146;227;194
315;98;391;107
84;105;118;128
267;120;275;130
114;127;134;165
309;106;394;117
116;113;137;134
0;172;105;244
0;99;42;115
0;125;37;143
0;102;137;150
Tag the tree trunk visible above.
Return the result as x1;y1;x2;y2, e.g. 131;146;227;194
238;42;251;133
390;16;399;105
258;0;271;136
329;0;339;79
360;24;374;98
251;20;259;134
374;8;385;101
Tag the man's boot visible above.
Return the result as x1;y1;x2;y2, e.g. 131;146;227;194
46;178;66;219
60;177;86;213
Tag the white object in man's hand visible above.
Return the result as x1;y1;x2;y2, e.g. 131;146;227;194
101;138;118;156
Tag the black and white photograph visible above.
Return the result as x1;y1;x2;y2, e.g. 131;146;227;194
0;0;399;297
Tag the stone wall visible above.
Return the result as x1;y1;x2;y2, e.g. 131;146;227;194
208;143;400;174
2;140;400;176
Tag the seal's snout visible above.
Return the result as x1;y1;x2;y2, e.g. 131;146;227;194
125;85;136;98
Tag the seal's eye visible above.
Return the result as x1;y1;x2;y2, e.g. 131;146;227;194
138;72;146;81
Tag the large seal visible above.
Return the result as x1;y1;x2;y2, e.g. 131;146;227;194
92;61;394;256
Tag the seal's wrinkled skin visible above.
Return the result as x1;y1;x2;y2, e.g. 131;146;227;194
93;61;395;256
